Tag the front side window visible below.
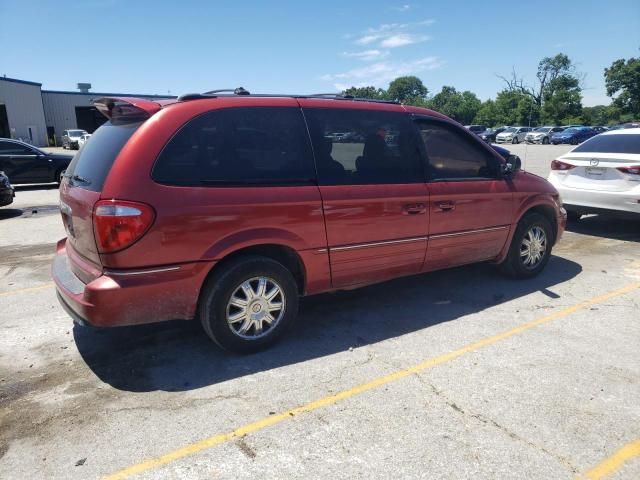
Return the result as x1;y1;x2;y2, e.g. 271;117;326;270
153;107;315;186
303;108;424;185
415;121;499;181
0;142;33;155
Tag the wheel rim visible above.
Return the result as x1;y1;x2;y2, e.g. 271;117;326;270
226;276;285;340
520;226;548;269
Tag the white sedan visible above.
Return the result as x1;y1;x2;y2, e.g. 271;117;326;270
548;128;640;220
78;133;92;148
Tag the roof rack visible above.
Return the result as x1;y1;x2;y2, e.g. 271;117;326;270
177;88;400;105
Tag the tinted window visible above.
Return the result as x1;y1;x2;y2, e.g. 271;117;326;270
65;121;141;191
415;121;499;180
573;134;640;154
303;108;423;185
153;107;315;186
0;141;34;154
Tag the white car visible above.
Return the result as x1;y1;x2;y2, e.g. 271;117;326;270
547;128;640;220
78;133;92;148
496;126;532;144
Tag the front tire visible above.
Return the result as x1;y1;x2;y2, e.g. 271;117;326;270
499;213;553;279
55;169;65;185
542;137;549;145
512;137;519;144
198;256;299;353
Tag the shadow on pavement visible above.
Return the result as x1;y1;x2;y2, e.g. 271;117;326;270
567;213;640;242
0;209;23;220
74;255;582;393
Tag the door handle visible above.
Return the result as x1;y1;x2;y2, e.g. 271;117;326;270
403;203;426;215
435;201;456;211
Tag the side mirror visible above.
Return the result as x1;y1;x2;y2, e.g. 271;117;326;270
509;154;522;171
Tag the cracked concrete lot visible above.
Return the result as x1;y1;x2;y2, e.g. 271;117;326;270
1;144;639;479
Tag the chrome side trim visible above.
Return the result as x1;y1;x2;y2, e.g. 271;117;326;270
430;225;509;240
104;266;181;276
331;236;428;252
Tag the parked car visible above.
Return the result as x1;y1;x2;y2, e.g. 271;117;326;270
0;171;15;207
61;129;88;150
478;127;508;143
53;93;566;353
495;127;532;144
551;126;598;145
548;128;640;220
592;126;608;133
0;138;73;184
465;125;487;134
525;126;565;145
78;133;92;148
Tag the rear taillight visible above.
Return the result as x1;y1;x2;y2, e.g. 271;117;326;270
93;200;155;253
617;166;640;175
551;159;576;171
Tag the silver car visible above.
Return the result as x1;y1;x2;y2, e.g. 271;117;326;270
495;126;532;144
525;126;565;145
61;129;88;150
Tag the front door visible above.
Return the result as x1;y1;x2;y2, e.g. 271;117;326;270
414;119;513;271
302;104;429;288
0;140;49;183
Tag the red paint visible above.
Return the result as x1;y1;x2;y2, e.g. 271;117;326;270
53;97;565;328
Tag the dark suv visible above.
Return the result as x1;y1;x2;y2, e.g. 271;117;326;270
53;92;566;352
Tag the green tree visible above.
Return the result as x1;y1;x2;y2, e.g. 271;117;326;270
428;86;481;124
342;86;388;100
386;76;428;104
541;75;582;124
605;57;640;116
474;100;500;126
580;105;621;126
493;90;540;126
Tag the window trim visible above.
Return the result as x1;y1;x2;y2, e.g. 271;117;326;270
412;115;503;182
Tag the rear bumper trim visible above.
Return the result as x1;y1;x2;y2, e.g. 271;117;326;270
103;266;181;276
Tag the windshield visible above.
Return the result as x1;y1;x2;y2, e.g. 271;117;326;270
564;128;579;134
503;127;517;133
68;130;86;137
534;127;551;132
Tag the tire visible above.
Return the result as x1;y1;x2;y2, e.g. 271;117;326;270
566;210;581;222
62;143;67;150
512;137;519;144
198;256;299;353
542;137;549;145
499;213;553;279
55;169;65;185
571;138;578;145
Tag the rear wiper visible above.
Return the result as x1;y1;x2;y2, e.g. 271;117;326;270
63;173;92;185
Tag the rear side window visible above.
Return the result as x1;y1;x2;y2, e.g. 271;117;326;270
415;121;499;180
65;121;141;191
573;134;640;154
303;108;424;185
152;107;315;186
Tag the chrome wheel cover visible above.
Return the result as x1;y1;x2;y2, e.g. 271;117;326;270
226;276;285;340
520;226;547;269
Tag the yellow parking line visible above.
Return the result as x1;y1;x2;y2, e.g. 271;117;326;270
579;439;640;480
103;281;640;480
0;282;54;297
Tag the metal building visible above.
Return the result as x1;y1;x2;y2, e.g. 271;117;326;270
42;87;175;145
1;76;175;147
0;77;48;146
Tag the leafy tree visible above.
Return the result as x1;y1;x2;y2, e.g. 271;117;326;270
541;74;582;124
427;86;481;124
474;100;500;126
386;76;428;103
342;86;388;100
605;57;640;116
493;90;539;126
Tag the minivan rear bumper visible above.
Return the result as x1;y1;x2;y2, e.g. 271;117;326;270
52;238;213;327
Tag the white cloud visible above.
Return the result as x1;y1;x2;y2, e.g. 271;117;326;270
322;57;443;89
343;49;390;61
380;33;429;48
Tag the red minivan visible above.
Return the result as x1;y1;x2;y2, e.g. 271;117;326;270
52;92;566;352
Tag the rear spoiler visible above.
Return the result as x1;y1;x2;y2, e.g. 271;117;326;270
93;97;162;122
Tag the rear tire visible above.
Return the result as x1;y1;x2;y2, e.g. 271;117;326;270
512;137;519;144
542;137;549;145
499;213;553;279
198;256;299;353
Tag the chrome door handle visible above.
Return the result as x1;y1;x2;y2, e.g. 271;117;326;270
436;201;455;211
403;203;426;215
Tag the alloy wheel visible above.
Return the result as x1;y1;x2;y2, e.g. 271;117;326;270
520;226;547;269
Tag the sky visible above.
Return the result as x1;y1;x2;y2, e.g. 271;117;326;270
1;0;639;106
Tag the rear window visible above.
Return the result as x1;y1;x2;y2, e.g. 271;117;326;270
573;134;640;154
65;121;141;191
